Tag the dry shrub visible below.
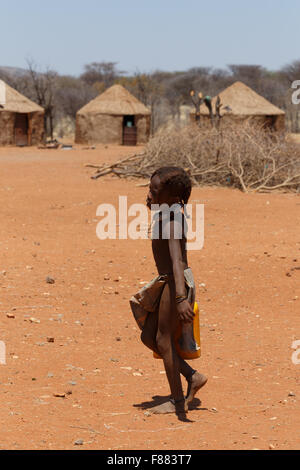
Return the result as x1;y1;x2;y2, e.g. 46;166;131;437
136;123;300;192
89;122;300;192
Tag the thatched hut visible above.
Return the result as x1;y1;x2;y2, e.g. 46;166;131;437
75;84;151;145
0;80;44;146
191;81;285;131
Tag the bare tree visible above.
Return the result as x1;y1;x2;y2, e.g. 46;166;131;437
80;62;123;88
55;76;97;120
27;60;57;139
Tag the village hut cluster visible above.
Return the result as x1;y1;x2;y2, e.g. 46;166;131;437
0;79;287;147
0;81;151;147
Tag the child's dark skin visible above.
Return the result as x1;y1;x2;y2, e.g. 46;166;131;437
142;174;207;415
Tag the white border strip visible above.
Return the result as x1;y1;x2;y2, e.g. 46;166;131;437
0;80;6;106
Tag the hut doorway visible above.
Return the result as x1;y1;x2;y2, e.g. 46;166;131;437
15;113;29;146
263;115;277;131
123;115;137;145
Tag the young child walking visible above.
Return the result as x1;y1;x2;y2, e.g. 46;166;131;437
130;166;207;416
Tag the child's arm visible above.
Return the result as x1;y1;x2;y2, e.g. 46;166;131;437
168;219;195;323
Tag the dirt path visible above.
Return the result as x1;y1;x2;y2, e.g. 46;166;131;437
0;144;299;450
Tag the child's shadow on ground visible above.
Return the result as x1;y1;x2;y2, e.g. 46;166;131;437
134;395;208;423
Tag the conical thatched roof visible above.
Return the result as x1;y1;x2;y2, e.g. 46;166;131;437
200;81;285;116
0;80;44;113
78;84;151;116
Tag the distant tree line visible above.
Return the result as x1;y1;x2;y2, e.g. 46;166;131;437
1;59;300;138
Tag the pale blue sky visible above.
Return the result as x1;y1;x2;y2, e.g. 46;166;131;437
2;0;300;76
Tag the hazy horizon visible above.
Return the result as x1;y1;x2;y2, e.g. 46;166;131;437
1;0;300;76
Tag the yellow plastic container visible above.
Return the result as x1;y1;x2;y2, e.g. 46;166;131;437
153;301;201;360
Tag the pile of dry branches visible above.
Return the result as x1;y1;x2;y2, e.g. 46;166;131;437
87;123;300;192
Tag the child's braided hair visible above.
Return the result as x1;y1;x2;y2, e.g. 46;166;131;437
151;166;192;206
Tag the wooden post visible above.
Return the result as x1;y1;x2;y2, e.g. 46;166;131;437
215;96;222;128
28;113;32;146
204;96;215;127
190;91;203;126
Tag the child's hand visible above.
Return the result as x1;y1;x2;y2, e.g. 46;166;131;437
176;300;195;323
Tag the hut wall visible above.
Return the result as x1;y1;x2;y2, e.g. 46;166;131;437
0;111;44;146
229;115;286;131
29;112;45;145
0;111;15;145
75;113;123;144
274;115;285;132
136;115;151;144
190;113;285;131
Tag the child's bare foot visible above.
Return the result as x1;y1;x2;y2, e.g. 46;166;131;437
149;398;188;415
185;372;207;406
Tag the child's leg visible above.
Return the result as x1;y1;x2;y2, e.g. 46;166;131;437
185;372;208;406
141;297;195;379
154;282;187;413
141;286;207;410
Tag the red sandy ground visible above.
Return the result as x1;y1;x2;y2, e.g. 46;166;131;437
0;144;299;450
